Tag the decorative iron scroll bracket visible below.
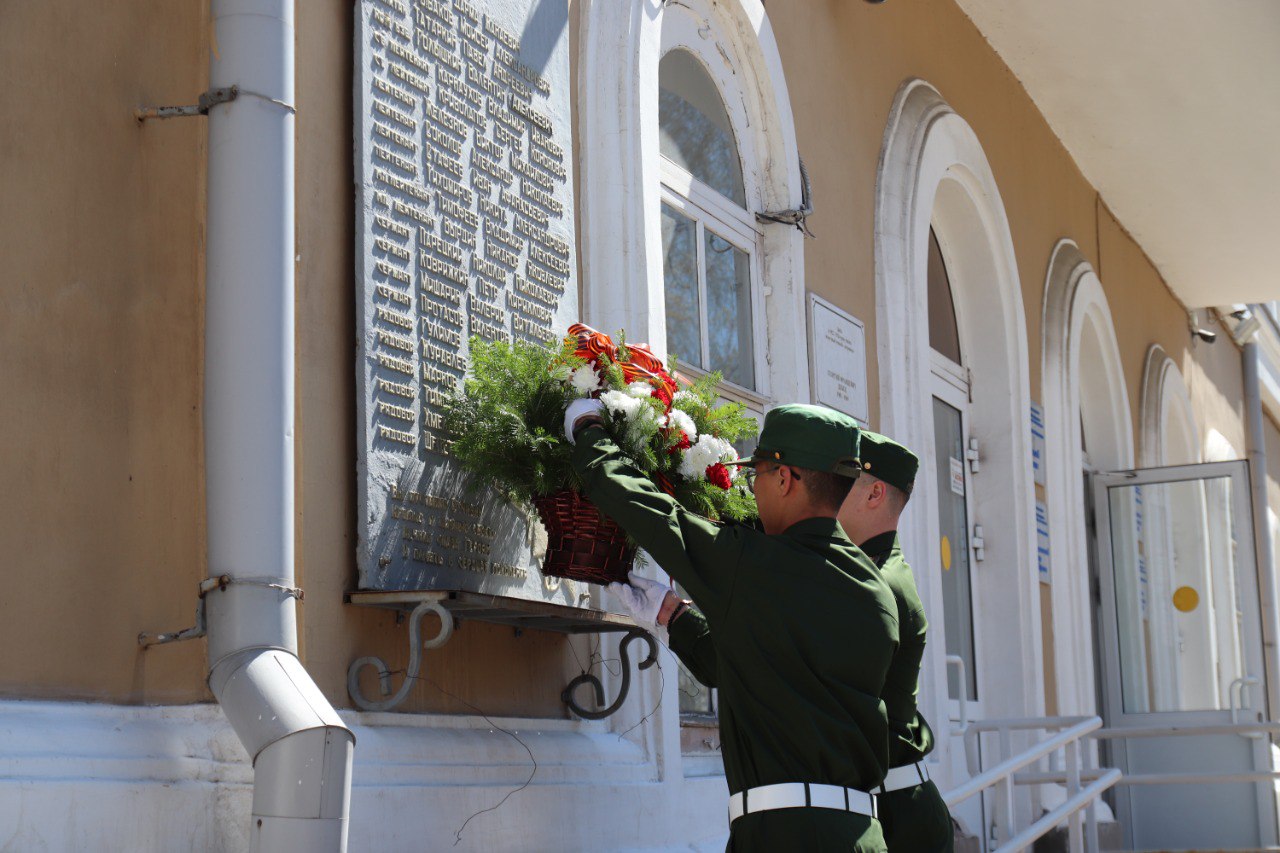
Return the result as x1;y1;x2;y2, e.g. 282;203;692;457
561;629;659;720
347;600;454;711
756;156;815;238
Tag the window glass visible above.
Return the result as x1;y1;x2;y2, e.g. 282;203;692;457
704;229;754;388
661;204;703;369
928;228;962;363
934;396;978;702
659;50;746;205
1107;476;1246;713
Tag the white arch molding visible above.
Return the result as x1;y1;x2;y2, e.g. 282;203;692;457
576;0;809;403
1140;345;1200;468
575;0;808;787
875;79;1042;748
1040;239;1135;716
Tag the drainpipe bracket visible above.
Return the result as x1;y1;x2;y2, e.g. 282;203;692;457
139;575;303;648
198;574;304;601
139;596;208;647
135;86;239;122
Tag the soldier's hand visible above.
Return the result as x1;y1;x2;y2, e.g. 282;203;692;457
606;570;673;630
564;397;605;443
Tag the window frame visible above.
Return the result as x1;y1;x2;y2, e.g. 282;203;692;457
658;81;769;407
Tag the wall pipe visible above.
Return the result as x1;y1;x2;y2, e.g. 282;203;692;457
1242;331;1280;723
204;0;355;849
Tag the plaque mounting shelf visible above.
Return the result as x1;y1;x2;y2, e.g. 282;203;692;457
344;590;657;719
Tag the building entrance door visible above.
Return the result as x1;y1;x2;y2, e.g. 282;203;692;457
1093;460;1276;849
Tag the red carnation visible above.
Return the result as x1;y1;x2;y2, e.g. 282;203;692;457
668;431;693;455
651;385;673;409
706;462;732;490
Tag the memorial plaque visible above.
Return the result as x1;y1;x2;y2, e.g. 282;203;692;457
806;293;869;423
354;0;584;605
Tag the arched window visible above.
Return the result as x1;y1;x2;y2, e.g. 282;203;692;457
659;48;760;393
928;227;962;364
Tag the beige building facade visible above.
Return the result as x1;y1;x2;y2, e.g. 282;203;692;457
2;0;1278;849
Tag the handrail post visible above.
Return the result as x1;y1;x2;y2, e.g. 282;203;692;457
1084;736;1099;852
999;727;1014;844
1066;737;1083;853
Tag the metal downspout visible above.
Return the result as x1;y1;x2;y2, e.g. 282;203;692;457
1242;334;1280;721
204;0;355;849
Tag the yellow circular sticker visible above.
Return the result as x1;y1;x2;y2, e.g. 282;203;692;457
941;535;953;571
1172;586;1200;613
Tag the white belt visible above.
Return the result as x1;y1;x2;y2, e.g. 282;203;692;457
728;782;878;824
878;761;930;794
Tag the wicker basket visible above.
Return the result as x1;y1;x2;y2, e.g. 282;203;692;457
532;490;635;584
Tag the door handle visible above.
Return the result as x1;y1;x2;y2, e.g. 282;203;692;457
1229;676;1263;739
946;654;969;735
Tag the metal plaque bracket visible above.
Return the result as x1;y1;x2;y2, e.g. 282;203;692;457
347;600;454;712
344;589;654;718
561;629;659;720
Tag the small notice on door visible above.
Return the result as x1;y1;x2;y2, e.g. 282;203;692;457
950;457;965;496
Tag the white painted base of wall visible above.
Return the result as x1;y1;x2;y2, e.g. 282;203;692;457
0;700;730;852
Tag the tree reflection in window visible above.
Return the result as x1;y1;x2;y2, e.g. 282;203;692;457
659;50;746;206
659;48;757;392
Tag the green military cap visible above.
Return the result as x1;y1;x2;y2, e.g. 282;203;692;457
857;430;919;495
729;403;862;478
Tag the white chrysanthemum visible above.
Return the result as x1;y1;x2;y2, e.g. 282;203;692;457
600;389;642;418
672;390;696;405
666;408;697;440
678;434;733;480
626;381;653;399
570;364;601;396
601;389;659;446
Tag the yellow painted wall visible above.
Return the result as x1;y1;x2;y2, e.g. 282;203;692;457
0;0;1257;711
0;2;210;703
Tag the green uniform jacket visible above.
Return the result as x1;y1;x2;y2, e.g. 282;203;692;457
572;426;900;797
859;531;934;766
861;531;954;853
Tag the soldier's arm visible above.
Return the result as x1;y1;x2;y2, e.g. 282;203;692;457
667;606;718;687
571;424;746;622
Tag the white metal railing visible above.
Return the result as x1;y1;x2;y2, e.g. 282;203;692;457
1090;720;1280;786
944;716;1121;853
950;717;1280;852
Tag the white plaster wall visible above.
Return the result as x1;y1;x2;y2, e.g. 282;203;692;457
0;699;732;852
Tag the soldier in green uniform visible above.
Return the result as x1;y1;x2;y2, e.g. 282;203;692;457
838;431;953;851
564;401;899;852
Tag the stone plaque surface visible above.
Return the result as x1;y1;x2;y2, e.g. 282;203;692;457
354;0;583;604
806;294;869;423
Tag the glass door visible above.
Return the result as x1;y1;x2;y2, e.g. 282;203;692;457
932;374;981;724
1093;460;1276;849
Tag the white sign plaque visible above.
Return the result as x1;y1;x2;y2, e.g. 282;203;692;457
807;294;869;423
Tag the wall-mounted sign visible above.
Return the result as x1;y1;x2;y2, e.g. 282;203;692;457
950;457;965;496
1036;499;1051;581
806;294;869;423
354;0;584;605
1030;401;1046;487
